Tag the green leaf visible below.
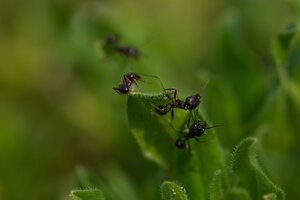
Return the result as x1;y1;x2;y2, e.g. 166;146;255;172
98;165;139;200
127;94;179;168
272;24;299;67
74;166;99;189
127;92;226;199
263;193;277;200
161;181;189;200
209;170;224;200
229;137;285;200
287;78;300;111
224;187;251;200
71;189;105;200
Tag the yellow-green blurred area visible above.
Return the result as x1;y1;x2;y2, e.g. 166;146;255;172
0;0;300;199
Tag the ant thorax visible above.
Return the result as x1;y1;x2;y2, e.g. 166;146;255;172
171;99;186;109
116;46;140;59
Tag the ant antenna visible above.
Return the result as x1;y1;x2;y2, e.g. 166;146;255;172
167;121;185;135
202;79;209;91
137;73;177;99
137;73;166;90
206;124;224;129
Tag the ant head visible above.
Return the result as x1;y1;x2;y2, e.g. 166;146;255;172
104;34;119;44
189;118;206;137
195;118;202;124
185;94;201;110
175;137;186;149
113;84;130;94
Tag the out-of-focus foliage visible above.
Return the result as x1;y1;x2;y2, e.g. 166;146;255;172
71;189;104;200
0;0;299;199
127;91;285;198
161;181;188;200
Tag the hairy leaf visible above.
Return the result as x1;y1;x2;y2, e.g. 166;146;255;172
71;189;105;200
224;187;251;200
229;137;285;200
127;92;225;199
209;170;224;200
99;165;139;200
127;95;177;168
161;181;189;200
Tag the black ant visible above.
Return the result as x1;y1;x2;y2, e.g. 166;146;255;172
104;34;119;45
102;34;141;59
146;76;201;123
113;72;142;94
173;118;224;152
154;86;201;125
115;45;140;59
102;34;119;54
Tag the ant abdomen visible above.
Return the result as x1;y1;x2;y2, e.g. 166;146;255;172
116;46;140;59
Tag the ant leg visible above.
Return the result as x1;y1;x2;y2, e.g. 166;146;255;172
205;124;225;129
136;74;176;100
196;106;199;117
187;110;195;127
194;137;211;143
187;114;191;128
138;72;165;84
143;100;163;112
140;74;167;90
168;122;185;135
171;108;174;120
164;88;177;100
123;75;130;85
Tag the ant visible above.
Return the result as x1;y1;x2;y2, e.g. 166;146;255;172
115;45;140;59
104;34;119;45
102;34;141;59
113;72;142;94
154;86;201;125
102;34;119;54
172;118;224;152
145;76;201;123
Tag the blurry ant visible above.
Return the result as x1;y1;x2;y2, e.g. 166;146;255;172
172;118;224;152
102;34;119;54
113;72;142;94
113;72;173;95
115;46;140;59
104;34;119;45
102;34;141;59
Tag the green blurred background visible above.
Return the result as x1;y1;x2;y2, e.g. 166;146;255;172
0;0;300;199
